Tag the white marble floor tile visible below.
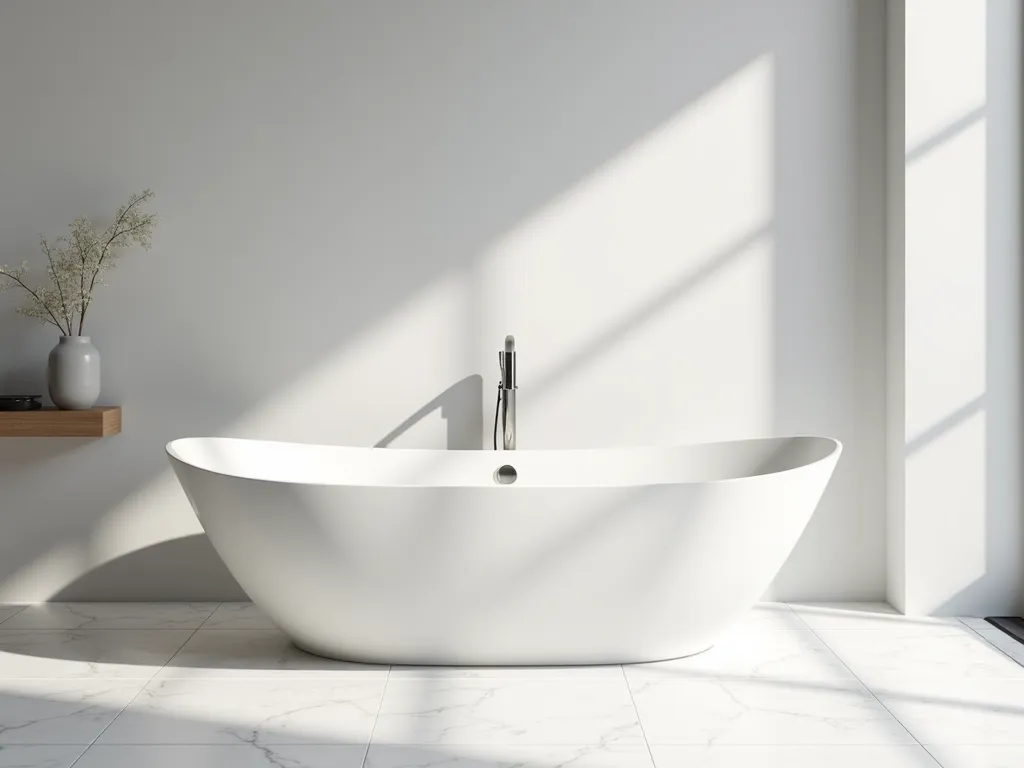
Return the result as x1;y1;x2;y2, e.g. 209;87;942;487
0;603;218;631
389;665;623;680
0;630;193;679
789;603;964;632
817;628;1024;685
728;603;808;633
650;745;940;767
365;744;656;767
0;679;143;744
156;630;388;679
201;603;276;631
6;601;1022;764
0;609;26;628
75;744;366;767
97;677;384;746
373;678;644;747
629;677;913;746
974;629;1024;667
926;745;1024;768
649;745;939;767
626;630;854;683
958;617;994;631
0;746;85;768
874;678;1024;746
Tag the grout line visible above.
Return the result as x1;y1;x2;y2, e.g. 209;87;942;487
0;604;30;627
0;602;225;632
620;665;657;767
959;622;1024;670
802;622;942;767
64;744;92;767
0;628;222;632
67;622;206;767
784;602;813;630
784;603;976;633
917;743;949;767
58;741;981;748
358;664;391;768
195;601;223;630
63;742;390;746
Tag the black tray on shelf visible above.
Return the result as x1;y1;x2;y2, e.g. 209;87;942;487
0;395;43;411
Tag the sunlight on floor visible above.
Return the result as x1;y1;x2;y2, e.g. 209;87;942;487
0;601;1019;766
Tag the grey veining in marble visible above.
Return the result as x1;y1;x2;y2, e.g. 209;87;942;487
628;676;914;745
648;745;939;767
97;678;386;745
0;603;218;631
201;603;277;631
389;665;624;680
373;678;645;746
625;629;854;683
817;626;1024;685
0;601;1015;766
0;746;85;768
365;745;656;767
0;680;143;744
0;630;193;679
156;630;388;679
730;602;809;632
73;744;366;768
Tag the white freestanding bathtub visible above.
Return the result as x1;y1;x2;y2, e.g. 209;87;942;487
167;436;840;665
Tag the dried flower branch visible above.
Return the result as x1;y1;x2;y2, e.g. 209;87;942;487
0;190;157;336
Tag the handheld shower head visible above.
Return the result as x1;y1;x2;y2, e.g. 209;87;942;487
499;336;516;391
495;335;517;450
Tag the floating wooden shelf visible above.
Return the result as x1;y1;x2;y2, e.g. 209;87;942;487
0;406;121;437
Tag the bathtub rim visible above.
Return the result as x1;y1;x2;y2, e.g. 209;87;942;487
166;434;842;489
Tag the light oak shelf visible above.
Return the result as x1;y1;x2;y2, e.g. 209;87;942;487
0;406;121;437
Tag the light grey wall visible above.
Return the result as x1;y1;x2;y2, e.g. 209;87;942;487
0;0;887;601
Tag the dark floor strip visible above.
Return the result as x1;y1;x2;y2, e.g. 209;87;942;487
986;616;1024;645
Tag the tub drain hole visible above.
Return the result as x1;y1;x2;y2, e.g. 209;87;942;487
494;465;517;485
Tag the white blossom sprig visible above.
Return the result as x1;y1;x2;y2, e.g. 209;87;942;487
0;190;157;336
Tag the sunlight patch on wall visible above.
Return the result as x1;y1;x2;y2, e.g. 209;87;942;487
904;0;985;152
225;272;473;448
476;55;775;445
904;120;986;441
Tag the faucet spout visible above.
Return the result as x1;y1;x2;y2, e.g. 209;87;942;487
497;335;517;450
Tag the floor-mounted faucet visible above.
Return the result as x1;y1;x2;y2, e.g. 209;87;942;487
496;335;516;450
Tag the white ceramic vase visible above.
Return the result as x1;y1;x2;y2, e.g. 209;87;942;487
48;336;100;410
